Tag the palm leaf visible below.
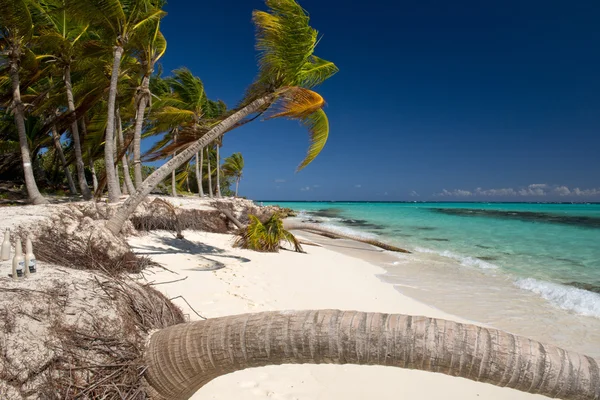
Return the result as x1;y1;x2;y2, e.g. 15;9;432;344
0;0;33;39
0;140;20;155
299;56;339;88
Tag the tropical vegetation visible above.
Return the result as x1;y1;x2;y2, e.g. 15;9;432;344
1;0;336;217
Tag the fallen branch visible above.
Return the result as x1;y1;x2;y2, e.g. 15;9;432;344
284;221;411;253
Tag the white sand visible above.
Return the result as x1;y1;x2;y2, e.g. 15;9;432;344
128;230;548;400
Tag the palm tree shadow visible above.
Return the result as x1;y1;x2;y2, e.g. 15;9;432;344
132;234;251;272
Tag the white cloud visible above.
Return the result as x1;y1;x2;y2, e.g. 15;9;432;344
553;186;571;196
384;192;389;196
474;187;517;196
300;186;311;192
313;184;320;188
436;184;600;198
572;188;600;196
518;184;548;196
355;184;362;188
274;179;286;183
409;190;420;197
437;189;472;197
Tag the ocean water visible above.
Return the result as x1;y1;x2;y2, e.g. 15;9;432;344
263;202;600;320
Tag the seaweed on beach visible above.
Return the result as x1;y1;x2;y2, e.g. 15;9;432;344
131;199;229;235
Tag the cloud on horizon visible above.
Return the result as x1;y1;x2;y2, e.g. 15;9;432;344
409;190;420;197
435;184;600;198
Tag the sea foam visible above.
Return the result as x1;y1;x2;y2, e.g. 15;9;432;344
415;247;499;270
516;278;600;319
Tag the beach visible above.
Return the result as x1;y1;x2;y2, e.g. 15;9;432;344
127;220;554;399
1;197;597;399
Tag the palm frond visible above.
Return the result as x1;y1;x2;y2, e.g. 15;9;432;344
0;0;33;39
267;87;324;119
295;108;329;171
0;140;20;155
298;56;339;88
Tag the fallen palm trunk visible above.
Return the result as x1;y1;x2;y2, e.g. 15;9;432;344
284;221;411;253
143;309;600;400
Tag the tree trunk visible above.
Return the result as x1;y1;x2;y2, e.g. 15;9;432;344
171;130;178;197
215;144;221;198
105;95;272;234
64;64;92;199
196;151;203;197
89;154;98;192
133;75;150;189
9;56;46;205
116;108;135;195
50;125;77;194
143;310;600;400
113;136;122;198
206;146;213;198
235;176;240;197
104;45;124;203
284;221;411;253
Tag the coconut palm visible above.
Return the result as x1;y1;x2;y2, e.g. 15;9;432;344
0;0;47;204
33;0;94;199
130;18;166;188
106;0;338;234
66;0;166;202
222;152;244;197
142;309;599;400
234;213;302;252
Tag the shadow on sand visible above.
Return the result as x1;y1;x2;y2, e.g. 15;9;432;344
132;234;251;271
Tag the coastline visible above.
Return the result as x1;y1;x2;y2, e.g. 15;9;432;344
128;228;550;399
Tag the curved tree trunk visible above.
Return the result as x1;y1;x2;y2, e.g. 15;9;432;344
196;151;203;197
64;64;92;199
50;125;77;194
144;310;600;400
133;75;150;189
116;108;135;195
105;95;272;234
9;57;46;205
206;146;213;198
215;144;221;198
284;221;411;253
104;45;124;203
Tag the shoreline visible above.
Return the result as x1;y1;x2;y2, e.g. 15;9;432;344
128;228;551;399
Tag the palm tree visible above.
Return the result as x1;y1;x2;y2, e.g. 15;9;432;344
106;0;338;234
142;310;599;400
34;0;94;199
0;0;47;204
222;152;244;197
130;19;166;188
67;0;166;202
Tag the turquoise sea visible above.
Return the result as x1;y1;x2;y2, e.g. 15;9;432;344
263;202;600;319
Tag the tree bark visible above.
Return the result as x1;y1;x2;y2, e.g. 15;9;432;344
215;143;221;198
89;153;98;192
116;108;135;195
105;95;272;234
104;45;124;203
206;146;213;198
113;135;122;198
171;130;178;197
235;177;240;197
64;64;92;199
133;75;150;189
50;125;77;194
144;310;600;400
9;56;46;205
196;151;203;197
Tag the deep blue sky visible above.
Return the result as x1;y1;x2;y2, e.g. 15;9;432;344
150;0;600;201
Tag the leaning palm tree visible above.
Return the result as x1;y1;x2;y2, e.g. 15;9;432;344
222;151;244;196
142;310;600;400
106;0;338;234
0;0;47;204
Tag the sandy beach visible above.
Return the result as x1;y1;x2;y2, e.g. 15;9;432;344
128;224;551;400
